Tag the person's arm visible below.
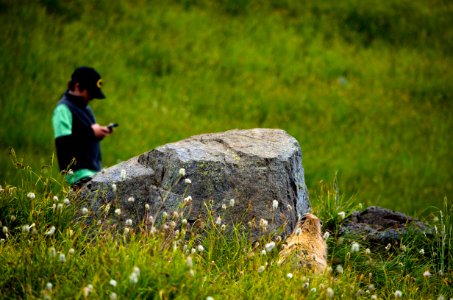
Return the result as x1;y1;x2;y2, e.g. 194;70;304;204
52;104;76;171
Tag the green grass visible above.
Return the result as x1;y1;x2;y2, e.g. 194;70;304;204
0;163;451;299
1;0;452;214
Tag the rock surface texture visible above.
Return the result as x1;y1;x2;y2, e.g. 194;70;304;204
80;128;310;238
339;206;432;246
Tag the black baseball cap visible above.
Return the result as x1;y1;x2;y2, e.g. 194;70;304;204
71;66;106;99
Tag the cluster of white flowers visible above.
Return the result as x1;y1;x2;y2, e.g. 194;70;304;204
184;196;192;203
286;273;293;279
264;241;275;252
179;168;186;177
184;178;192;185
365;248;371;255
326;287;334;298
215;216;222;226
111;183;117;192
230;199;235;207
257;265;265;273
128;197;135;203
125;219;133;226
81;207;89;215
272;200;279;210
336;265;344;274
419;249;425;255
197;244;205;252
394;290;402;298
351;242;360;253
27;192;36;199
129;266;140;284
338;211;346;219
423;270;432;277
83;284;93;297
109;279;117;287
115;209;121;216
323;231;330;240
45;226;56;236
259;218;268;231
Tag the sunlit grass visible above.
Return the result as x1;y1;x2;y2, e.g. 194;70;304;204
0;162;451;299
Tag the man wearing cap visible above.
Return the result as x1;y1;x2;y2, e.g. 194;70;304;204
52;66;113;186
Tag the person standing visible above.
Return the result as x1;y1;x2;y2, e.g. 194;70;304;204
52;66;113;186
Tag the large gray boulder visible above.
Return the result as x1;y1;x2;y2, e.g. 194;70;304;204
79;128;310;238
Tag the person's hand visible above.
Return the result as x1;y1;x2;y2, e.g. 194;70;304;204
91;123;111;138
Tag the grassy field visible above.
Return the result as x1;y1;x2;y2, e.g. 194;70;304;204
0;1;452;298
0;166;451;299
1;0;452;215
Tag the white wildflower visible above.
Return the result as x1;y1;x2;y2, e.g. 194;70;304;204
189;269;195;277
336;265;344;274
83;284;93;297
272;200;279;210
2;226;7;234
133;266;140;276
68;169;74;175
385;243;391;251
338;211;346;219
162;211;168;220
215;216;222;225
310;288;317;293
197;244;205;252
286;204;292;211
59;253;66;263
22;225;30;233
261;250;266;256
259;218;268;231
191;248;196;254
68;248;75;255
128;196;135;203
371;295;378;300
53;195;59;202
351;242;360;253
46;282;53;291
182;219;188;226
365;248;371;255
111;183;117;192
303;282;309;289
120;169;127;180
221;203;227;210
10;215;16;221
45;226;56;236
419;249;425;255
400;244;407;252
64;198;70;205
230;199;235;207
27;192;36;199
286;273;293;279
184;196;192;203
110;292;118;300
323;231;330;240
145;203;150;210
326;287;334;298
423;270;432;277
206;297;214;300
125;219;133;226
109;279;117;287
186;256;193;268
368;284;375;291
0;185;3;192
184;178;192;184
394;290;402;298
221;224;226;231
81;207;89;215
179;168;186;176
257;265;265;273
172;211;179;220
265;241;275;252
124;227;130;234
115;208;121;216
57;203;63;211
49;247;56;258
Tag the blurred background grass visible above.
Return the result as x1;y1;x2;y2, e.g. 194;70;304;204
0;0;452;215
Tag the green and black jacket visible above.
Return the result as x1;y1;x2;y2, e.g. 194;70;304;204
52;92;101;184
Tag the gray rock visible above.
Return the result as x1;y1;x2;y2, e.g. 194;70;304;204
339;206;432;246
79;128;310;238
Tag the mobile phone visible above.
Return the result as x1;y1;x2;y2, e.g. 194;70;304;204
108;123;119;130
